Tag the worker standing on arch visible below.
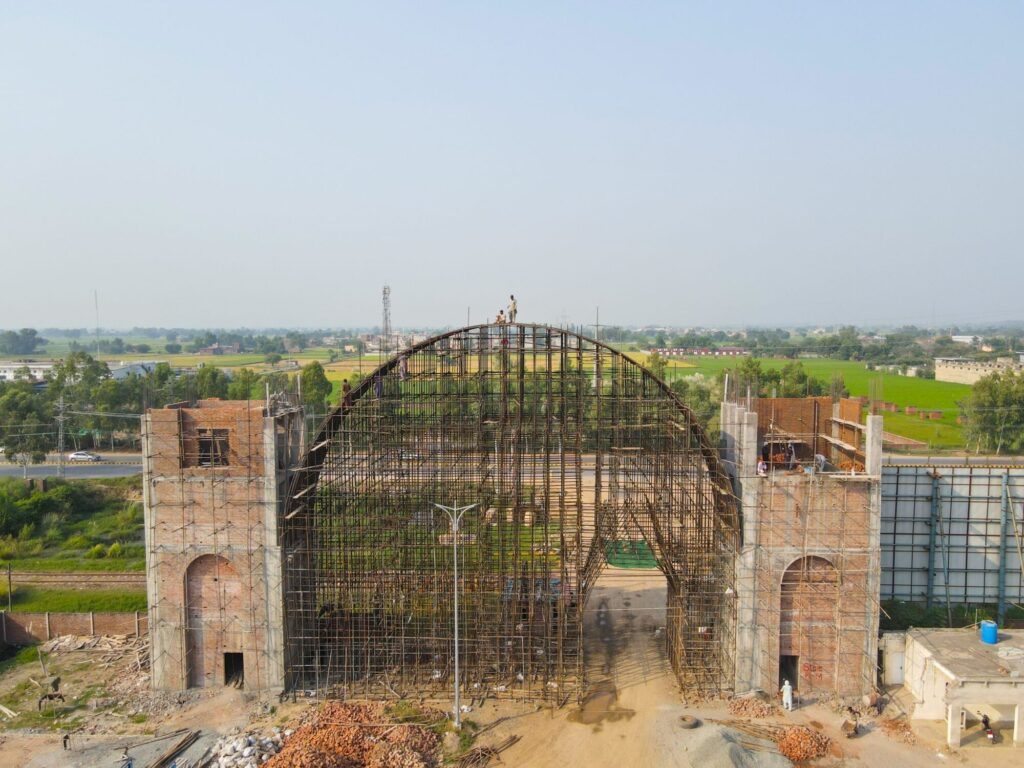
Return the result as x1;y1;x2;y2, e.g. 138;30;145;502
508;295;517;323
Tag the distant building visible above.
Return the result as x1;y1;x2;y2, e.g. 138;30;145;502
0;360;55;382
950;335;981;345
935;356;1024;385
197;343;241;356
110;361;162;380
650;346;749;358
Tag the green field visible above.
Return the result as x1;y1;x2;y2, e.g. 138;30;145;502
0;586;147;612
663;356;972;450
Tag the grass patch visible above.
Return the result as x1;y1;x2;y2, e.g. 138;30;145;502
0;645;44;677
880;600;1024;630
2;557;145;572
0;586;147;612
0;477;145;572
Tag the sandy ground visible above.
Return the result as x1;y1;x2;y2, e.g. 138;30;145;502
468;570;1024;768
6;569;1024;767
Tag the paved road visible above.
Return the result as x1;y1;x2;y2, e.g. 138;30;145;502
0;463;141;479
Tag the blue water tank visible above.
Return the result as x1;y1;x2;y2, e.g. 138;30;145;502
980;620;998;645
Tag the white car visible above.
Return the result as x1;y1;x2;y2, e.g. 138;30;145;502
68;451;102;462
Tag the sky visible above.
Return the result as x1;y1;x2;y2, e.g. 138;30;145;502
1;3;1021;331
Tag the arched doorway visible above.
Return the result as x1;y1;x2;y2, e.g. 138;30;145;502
185;554;244;688
281;323;738;700
779;555;839;692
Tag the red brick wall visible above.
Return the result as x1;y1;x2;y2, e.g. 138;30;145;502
2;612;147;645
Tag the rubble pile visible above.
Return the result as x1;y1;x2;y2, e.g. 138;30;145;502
210;729;290;767
879;716;916;744
726;696;776;718
775;726;831;762
264;702;441;768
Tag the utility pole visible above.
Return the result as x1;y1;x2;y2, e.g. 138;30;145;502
433;502;478;729
55;394;67;479
382;285;392;357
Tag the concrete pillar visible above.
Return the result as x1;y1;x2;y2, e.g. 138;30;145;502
1015;703;1023;746
947;703;962;749
865;415;883;476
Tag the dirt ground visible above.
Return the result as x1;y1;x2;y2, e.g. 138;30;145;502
5;569;1024;767
467;570;1024;768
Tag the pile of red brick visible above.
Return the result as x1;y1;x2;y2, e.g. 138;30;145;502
265;702;441;768
776;726;831;762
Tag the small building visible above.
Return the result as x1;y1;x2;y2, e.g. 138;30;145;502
110;361;162;380
0;360;56;382
935;357;1024;385
902;627;1024;748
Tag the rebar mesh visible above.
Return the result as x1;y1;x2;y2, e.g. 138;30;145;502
281;323;738;701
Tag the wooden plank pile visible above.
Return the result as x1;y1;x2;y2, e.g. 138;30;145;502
39;634;150;672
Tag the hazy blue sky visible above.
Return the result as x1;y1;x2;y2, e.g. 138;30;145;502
1;3;1021;330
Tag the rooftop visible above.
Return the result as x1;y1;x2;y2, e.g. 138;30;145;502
908;627;1024;681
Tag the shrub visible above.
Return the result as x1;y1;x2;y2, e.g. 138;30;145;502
0;536;16;560
86;544;106;559
106;542;123;559
64;534;91;550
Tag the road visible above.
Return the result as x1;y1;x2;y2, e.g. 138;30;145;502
0;462;141;479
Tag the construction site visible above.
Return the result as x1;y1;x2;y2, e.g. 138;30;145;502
5;322;1024;767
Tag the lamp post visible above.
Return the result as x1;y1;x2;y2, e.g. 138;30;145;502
433;502;478;729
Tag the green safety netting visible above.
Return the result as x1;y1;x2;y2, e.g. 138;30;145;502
604;540;658;569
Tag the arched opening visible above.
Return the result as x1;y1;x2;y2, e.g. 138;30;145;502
281;323;738;700
779;555;839;693
185;554;244;688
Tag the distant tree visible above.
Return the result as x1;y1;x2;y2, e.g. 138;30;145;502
164;343;182;354
645;352;668;381
0;328;48;355
0;380;51;461
264;353;282;367
299;362;333;412
261;371;290;394
195;366;229;399
670;375;720;432
227;368;260;400
132;343;151;354
961;370;1024;454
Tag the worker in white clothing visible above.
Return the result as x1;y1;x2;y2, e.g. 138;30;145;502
781;679;794;711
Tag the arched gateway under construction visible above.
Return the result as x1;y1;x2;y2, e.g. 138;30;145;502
280;323;739;701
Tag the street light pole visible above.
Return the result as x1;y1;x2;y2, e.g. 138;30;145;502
433;502;478;729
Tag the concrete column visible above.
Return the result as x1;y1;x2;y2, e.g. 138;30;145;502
865;415;883;476
1015;703;1023;746
947;703;962;749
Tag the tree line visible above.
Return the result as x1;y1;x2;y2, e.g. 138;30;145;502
0;352;334;462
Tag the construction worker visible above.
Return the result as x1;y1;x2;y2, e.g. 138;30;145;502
781;679;794;711
496;310;506;325
508;295;518;323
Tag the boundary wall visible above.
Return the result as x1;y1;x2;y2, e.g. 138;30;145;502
881;464;1024;619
